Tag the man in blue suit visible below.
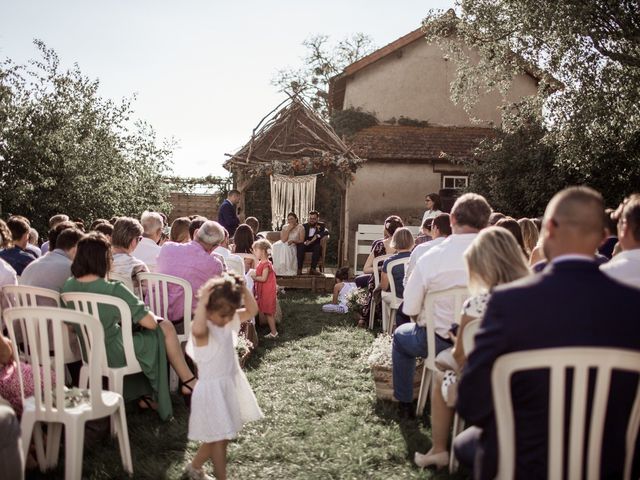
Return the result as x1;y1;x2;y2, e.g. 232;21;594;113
455;186;640;479
218;189;241;238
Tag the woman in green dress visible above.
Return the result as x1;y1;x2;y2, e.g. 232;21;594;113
62;232;197;420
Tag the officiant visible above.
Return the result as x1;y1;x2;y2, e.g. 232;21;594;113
297;210;329;275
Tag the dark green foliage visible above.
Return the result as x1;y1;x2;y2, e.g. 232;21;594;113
397;116;430;128
0;41;173;234
330;107;378;138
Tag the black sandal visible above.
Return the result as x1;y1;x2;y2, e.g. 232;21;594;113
180;376;197;408
137;395;157;412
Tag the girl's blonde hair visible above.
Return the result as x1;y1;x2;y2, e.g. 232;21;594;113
390;227;414;250
517;217;539;258
252;238;272;254
464;227;530;295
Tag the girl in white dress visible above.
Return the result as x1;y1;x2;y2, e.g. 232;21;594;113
322;267;356;314
184;275;264;480
271;212;304;276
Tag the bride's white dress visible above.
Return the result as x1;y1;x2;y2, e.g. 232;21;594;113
272;225;303;276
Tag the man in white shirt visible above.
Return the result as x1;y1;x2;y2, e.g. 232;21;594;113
214;229;244;275
392;193;492;413
404;213;451;286
601;194;640;288
133;211;163;271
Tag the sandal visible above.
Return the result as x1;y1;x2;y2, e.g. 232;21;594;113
180;376;197;408
137;395;158;412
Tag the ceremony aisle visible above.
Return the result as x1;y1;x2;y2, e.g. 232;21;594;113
40;292;465;479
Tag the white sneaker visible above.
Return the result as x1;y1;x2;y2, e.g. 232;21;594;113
183;464;214;480
264;332;279;339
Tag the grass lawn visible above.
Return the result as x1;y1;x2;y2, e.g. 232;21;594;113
30;291;469;479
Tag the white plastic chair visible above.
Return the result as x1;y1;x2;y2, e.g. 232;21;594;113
449;317;482;473
2;285;80;365
381;256;410;334
3;306;133;479
415;286;469;416
60;292;143;401
491;347;640;480
107;271;139;298
368;254;391;329
136;272;192;391
224;255;245;276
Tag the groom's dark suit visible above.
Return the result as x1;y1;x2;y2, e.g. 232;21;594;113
296;222;329;271
457;259;640;479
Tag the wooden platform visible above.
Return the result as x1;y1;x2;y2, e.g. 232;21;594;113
277;273;334;293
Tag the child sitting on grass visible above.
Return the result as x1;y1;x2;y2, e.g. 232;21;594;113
322;267;356;314
250;239;278;339
184;275;263;480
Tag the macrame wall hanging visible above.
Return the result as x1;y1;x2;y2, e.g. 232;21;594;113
270;173;318;230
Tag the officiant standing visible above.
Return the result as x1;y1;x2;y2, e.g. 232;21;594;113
218;189;241;237
297;210;329;275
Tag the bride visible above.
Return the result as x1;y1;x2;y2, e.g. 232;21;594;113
272;212;304;276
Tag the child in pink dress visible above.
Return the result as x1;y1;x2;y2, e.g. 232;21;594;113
250;239;278;338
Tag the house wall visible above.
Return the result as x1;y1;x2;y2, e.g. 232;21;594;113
342;39;538;127
345;161;461;267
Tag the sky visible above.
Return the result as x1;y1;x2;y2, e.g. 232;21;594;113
0;0;455;178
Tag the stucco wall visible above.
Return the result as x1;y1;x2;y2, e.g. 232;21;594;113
346;161;454;267
342;39;538;127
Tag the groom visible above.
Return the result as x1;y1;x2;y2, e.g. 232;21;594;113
297;210;329;275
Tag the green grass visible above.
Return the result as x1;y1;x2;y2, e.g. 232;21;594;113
30;292;469;479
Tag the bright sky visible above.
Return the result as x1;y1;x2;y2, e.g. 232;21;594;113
1;0;454;178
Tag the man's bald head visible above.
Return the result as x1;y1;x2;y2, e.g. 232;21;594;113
542;186;605;259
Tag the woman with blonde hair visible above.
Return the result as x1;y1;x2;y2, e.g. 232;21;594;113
517;217;539;260
415;227;530;469
170;217;191;243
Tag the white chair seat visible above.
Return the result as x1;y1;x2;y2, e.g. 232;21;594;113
23;389;121;416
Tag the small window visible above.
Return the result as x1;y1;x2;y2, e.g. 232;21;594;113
442;175;468;190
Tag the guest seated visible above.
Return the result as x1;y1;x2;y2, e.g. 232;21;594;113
188;216;208;240
232;224;257;273
517;217;539;260
393;193;491;417
213;229;244;274
601;193;640;288
170;217;191;243
455;187;640;478
296;210;329;276
357;215;403;327
133;211;163;272
414;218;433;246
156;220;225;324
63;233;197;420
21;226;84;292
495;217;528;259
110;217;149;290
245;217;264;240
271;212;304;276
379;227;414;327
598;208;618;259
0;220;18;309
41;214;69;255
0;216;37;275
27;228;41;258
322;267;356;314
414;226;529;468
93;222;114;241
405;213;451;284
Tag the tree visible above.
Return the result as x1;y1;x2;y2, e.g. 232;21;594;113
423;3;640;208
272;33;376;118
0;41;174;235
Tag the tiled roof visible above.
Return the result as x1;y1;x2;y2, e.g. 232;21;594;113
348;125;496;161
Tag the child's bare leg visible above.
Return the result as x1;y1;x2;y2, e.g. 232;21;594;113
266;314;277;334
191;442;213;470
211;440;228;480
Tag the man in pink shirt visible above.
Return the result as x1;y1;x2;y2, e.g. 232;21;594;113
156;220;225;322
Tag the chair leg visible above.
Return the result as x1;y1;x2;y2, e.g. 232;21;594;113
415;369;432;417
368;301;375;329
449;414;465;473
33;422;47;472
110;375;124;438
388;309;396;335
114;399;133;474
46;423;63;469
64;418;85;480
20;414;36;472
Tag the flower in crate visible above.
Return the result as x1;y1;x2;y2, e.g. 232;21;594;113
345;287;367;315
236;331;254;358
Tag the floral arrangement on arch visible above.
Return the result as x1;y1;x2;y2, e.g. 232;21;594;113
241;152;365;180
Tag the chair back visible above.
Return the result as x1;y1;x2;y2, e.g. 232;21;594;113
386;257;411;301
3;307;107;415
60;292;139;374
372;254;391;288
2;284;60;309
135;272;193;343
107;271;137;296
461;318;481;354
225;256;245;276
420;287;469;369
491;347;640;480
